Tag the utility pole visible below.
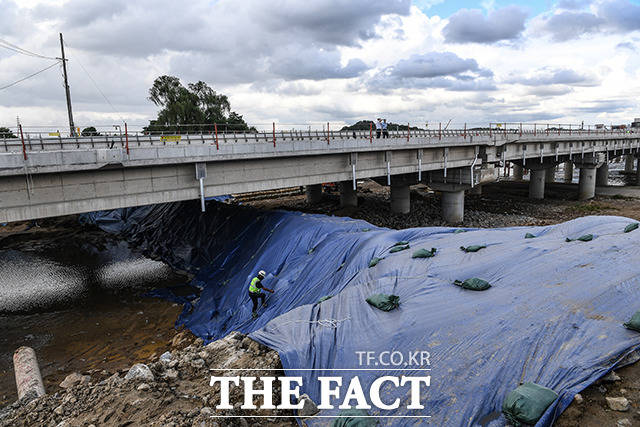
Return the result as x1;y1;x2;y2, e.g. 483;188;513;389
59;33;75;136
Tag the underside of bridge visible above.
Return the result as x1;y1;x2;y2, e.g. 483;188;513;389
0;133;638;224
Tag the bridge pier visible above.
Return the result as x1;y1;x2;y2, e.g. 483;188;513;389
529;169;546;199
512;164;523;180
596;163;609;186
305;184;323;204
564;162;574;183
431;183;465;224
545;166;556;184
390;182;410;214
574;155;602;200
339;181;357;208
579;166;597;200
625;155;635;173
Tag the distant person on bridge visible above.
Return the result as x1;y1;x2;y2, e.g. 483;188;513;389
375;118;382;138
249;270;274;318
382;119;389;138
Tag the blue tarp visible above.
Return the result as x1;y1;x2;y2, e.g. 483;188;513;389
85;201;640;426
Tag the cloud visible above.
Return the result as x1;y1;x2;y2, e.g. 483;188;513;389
504;68;599;86
571;99;633;113
527;86;575;97
365;52;496;92
556;0;593;9
537;0;640;41
442;6;528;44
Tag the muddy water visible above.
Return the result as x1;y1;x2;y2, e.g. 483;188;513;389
0;224;190;406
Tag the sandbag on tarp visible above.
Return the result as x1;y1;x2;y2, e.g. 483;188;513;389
460;244;486;252
565;234;593;242
389;244;410;253
624;311;640;332
393;241;409;246
318;296;332;303
366;294;400;311
625;223;639;233
331;409;377;427
454;278;491;291
85;205;640;426
412;248;437;258
525;233;537;239
368;257;384;268
502;382;558;426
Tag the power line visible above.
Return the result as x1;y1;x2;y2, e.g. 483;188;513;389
0;61;61;91
63;41;124;122
0;38;58;60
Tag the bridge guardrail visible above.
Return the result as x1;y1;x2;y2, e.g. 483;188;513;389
1;122;637;158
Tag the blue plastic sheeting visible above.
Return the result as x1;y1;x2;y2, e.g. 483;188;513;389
87;202;640;426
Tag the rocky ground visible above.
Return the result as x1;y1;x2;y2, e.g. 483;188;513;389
244;179;640;229
0;330;297;427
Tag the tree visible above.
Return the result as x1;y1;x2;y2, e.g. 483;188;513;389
0;127;16;138
340;120;422;132
145;75;253;133
81;126;100;136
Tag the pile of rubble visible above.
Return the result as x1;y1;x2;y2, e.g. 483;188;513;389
0;331;297;427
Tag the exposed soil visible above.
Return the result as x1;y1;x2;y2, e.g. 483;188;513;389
245;179;640;228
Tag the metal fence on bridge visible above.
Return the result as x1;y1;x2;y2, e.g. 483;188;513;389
1;121;636;160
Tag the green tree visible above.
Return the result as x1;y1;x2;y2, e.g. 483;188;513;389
0;127;16;138
81;126;100;136
145;75;253;133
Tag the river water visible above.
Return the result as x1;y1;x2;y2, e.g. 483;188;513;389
0;222;190;406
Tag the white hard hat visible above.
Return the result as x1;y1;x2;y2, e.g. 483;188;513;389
258;270;266;277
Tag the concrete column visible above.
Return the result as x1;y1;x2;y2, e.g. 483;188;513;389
578;166;597;200
625;155;635;173
596;163;609;186
545;166;556;183
305;184;322;204
441;190;464;224
513;164;523;180
529;169;546;199
339;181;357;208
390;183;410;214
636;158;640;185
564;162;574;183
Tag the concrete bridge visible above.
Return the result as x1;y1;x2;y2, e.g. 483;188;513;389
0;126;638;223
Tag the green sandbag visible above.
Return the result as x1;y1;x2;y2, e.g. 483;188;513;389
331;409;377;427
624;223;639;233
624;310;640;332
389;244;410;253
524;233;536;239
460;245;486;253
454;278;491;291
392;240;409;246
412;248;437;258
318;296;332;303
565;234;593;242
368;257;384;267
366;294;400;311
453;229;466;234
502;382;558;426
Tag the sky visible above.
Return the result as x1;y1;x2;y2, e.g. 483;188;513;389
1;0;639;130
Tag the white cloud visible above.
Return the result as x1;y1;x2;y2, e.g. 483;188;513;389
0;0;638;130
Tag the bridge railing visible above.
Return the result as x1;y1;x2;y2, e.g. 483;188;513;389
1;122;636;156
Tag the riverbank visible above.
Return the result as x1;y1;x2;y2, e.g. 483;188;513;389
2;181;640;425
0;217;191;406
